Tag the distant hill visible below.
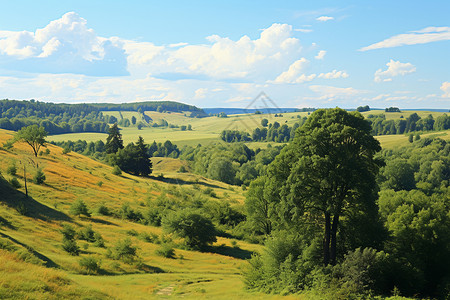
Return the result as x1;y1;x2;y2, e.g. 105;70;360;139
202;107;311;115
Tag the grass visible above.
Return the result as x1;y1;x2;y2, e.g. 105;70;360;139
0;128;280;299
48;110;448;148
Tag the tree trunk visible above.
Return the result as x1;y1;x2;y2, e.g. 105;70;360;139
23;165;28;197
323;212;331;266
330;214;340;265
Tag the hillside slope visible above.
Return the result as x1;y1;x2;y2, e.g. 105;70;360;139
0;129;291;299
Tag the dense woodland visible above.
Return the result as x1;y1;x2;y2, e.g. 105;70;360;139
0;99;205;134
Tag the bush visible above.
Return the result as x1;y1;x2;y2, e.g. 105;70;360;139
33;168;46;185
70;199;91;217
79;256;101;274
9;177;21;189
6;162;17;176
95;203;110;216
62;147;71;154
162;210;217;250
112;165;122;175
178;165;187;173
62;238;80;256
60;224;77;240
78;225;95;242
107;238;138;264
93;232;105;248
155;243;176;258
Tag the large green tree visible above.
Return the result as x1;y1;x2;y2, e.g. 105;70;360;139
263;108;382;265
14;125;48;157
105;123;124;154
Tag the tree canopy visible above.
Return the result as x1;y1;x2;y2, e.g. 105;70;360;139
13;124;48;157
258;108;382;265
105;123;123;154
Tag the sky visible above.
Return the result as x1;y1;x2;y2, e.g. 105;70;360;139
0;0;449;109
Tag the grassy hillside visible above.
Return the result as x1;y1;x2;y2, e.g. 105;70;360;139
0;129;293;299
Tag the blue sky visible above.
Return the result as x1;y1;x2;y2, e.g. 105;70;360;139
0;1;449;109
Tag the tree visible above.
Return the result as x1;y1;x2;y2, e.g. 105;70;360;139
264;108;381;266
70;199;91;217
162;210;217;250
131;116;137;125
33;168;46;185
112;137;152;176
105;123;123;154
261;118;269;127
14;125;47;157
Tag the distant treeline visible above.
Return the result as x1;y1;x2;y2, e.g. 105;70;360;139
91;101;206;117
221;116;308;143
220;113;450;143
0;99;109;134
368;113;450;135
51;139;182;159
0;99;206;134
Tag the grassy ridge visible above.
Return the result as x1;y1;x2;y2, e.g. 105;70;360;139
0;128;292;299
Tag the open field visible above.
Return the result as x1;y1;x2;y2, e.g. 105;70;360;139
0;128;298;299
48;110;449;149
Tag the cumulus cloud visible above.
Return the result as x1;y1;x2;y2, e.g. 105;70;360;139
318;70;348;79
316;16;334;22
315;50;326;59
125;23;302;82
360;26;450;51
374;60;416;82
272;58;314;83
0;12;128;76
441;82;450;98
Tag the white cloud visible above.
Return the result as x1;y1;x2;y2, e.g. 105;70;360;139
194;87;208;99
374;60;416;82
0;12;127;75
360;26;450;51
316;16;334;22
315;50;326;59
272;58;314;83
441;82;450;98
318;70;348;79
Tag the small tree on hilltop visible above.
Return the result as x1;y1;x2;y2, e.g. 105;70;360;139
13;125;48;157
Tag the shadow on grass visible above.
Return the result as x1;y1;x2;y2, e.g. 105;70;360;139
0;176;71;222
205;244;253;260
0;231;60;268
151;176;224;190
0;216;15;229
88;217;118;226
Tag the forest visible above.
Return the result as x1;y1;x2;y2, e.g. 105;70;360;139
0;99;206;135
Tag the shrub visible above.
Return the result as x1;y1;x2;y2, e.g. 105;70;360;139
93;232;105;248
155;243;176;258
60;224;77;240
79;256;101;274
97;181;103;187
62;147;71;154
139;232;159;243
6;162;17;176
33;168;46;185
178;165;187;173
162;210;217;250
70;199;91;217
95;203;110;216
62;238;80;256
112;165;122;176
9;177;21;189
78;225;95;242
107;238;138;263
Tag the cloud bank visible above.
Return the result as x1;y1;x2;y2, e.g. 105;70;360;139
374;60;416;82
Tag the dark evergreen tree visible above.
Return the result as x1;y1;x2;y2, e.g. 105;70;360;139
105;123;123;154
